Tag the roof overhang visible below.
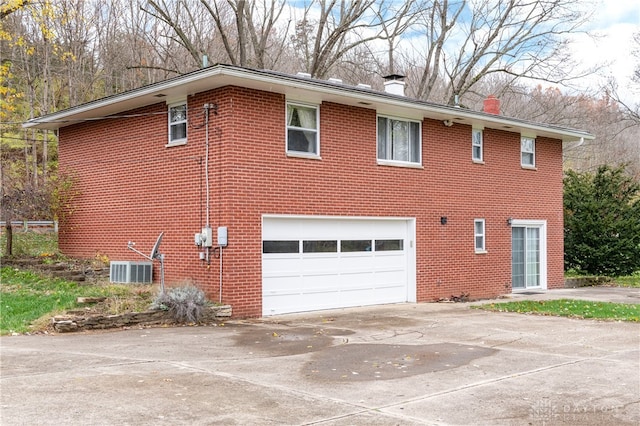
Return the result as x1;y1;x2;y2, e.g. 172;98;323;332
23;64;594;143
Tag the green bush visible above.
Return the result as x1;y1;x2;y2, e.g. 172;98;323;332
564;165;640;276
152;285;207;323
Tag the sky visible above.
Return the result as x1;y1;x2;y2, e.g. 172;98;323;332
568;0;640;104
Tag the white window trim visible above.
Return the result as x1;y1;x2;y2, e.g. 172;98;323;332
474;218;487;253
520;136;536;168
472;128;484;163
286;101;320;159
377;114;422;167
167;100;187;147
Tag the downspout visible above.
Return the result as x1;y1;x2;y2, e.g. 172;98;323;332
204;103;223;304
204;104;211;263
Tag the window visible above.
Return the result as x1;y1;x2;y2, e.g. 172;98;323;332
263;241;299;254
474;219;486;252
341;240;372;252
472;129;483;162
521;137;535;167
375;239;404;251
168;102;187;144
287;102;318;155
303;240;337;253
377;116;421;164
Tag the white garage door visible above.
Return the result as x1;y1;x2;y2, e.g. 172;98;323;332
262;216;414;316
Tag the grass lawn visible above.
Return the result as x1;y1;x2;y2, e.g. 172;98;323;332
613;273;640;287
0;267;156;335
473;299;640;322
2;231;639;332
0;230;58;257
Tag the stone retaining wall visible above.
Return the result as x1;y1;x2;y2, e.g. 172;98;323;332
564;276;612;288
52;305;232;332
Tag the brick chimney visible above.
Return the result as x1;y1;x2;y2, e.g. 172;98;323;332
483;95;500;115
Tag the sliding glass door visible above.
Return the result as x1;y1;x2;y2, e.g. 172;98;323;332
512;226;541;289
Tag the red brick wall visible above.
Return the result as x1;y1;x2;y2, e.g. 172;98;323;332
58;85;564;317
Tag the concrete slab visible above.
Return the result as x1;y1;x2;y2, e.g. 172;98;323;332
505;286;640;304
1;288;639;425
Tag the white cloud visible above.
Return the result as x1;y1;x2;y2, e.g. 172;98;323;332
566;0;640;103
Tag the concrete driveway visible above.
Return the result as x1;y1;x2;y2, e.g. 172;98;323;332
1;287;639;425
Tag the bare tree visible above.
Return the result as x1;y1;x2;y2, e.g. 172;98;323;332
95;0;181;92
401;0;593;105
402;0;464;101
290;0;412;79
141;0;205;67
141;0;291;70
609;32;640;124
202;0;290;68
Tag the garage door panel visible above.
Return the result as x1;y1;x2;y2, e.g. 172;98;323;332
263;276;302;294
374;258;404;270
338;271;375;283
263;217;412;316
262;257;301;275
301;256;342;271
301;275;344;290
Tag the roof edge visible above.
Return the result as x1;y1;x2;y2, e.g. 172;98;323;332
23;64;594;142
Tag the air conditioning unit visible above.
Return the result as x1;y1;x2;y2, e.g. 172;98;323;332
110;261;153;284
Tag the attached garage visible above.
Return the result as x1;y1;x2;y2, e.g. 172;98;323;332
262;216;416;315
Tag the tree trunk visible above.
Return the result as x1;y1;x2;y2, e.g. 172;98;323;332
5;222;13;256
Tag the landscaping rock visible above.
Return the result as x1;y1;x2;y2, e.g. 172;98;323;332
1;256;108;283
564;276;613;288
52;305;232;332
77;297;107;304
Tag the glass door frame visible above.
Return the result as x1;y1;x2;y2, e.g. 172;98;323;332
510;219;547;291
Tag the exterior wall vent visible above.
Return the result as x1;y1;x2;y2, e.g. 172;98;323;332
110;261;153;283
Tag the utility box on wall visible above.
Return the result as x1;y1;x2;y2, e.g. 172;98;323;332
110;261;153;284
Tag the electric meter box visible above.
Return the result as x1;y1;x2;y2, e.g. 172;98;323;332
201;227;213;247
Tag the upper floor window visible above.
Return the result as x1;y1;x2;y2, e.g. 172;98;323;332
474;219;486;253
287;102;319;155
521;137;535;167
168;102;187;145
472;129;483;162
377;116;421;164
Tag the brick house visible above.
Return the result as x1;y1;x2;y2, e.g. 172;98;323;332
25;64;593;317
